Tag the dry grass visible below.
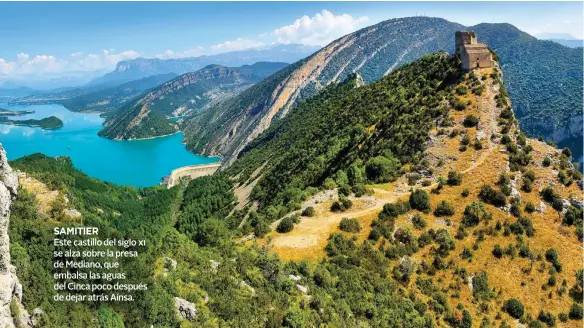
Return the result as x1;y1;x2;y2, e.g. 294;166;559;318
261;67;583;325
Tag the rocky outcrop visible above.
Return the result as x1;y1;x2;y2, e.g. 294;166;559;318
0;144;31;328
173;297;197;322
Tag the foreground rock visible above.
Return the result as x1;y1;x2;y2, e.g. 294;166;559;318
174;297;197;322
0;144;30;328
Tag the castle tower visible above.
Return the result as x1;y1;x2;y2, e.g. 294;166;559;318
455;31;477;58
455;31;493;70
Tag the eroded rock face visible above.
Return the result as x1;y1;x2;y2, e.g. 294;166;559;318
173;297;197;322
0;143;31;328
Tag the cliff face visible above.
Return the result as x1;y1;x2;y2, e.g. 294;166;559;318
0;144;30;328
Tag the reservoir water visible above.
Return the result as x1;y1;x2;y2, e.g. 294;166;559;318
0;103;218;187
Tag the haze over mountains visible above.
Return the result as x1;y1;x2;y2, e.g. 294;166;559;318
0;44;317;100
537;32;584;48
87;44;319;87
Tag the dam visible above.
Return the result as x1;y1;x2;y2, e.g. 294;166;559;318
161;162;221;188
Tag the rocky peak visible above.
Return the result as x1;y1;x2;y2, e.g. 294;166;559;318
0;144;31;328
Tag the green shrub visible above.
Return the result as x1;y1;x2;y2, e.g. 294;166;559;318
492;244;504;258
474;138;483;150
462;201;491;227
519;244;531;258
504;298;525;319
569;303;583;320
447;171;462;186
461;188;470;197
331;201;343;212
365;155;400;183
412;214;427;230
472;272;492;301
409;189;430;212
302;206;315;217
461;134;471;146
339;218;361;233
277;217;295;233
562;147;572;158
545;248;562;272
479;185;507;207
455;85;468;95
379;200;410;220
538;311;556;326
542;157;551;167
463;115;479;128
525;202;535;213
434;200;455;217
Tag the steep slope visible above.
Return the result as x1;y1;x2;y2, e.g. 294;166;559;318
89;44;318;86
0;145;30;328
227;53;458;209
99;62;288;140
182;17;583;167
58;73;177;112
472;23;584;164
229;54;584;327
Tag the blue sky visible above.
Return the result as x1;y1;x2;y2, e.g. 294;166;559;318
0;2;582;80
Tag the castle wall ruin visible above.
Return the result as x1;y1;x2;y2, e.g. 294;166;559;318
455;31;494;70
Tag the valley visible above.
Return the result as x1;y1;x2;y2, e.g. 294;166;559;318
0;5;581;327
0;103;218;187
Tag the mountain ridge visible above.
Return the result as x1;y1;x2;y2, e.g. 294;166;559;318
88;44;319;87
98;62;289;140
177;17;582;167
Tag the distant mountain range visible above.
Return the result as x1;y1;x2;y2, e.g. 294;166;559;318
0;69;108;90
88;44;319;87
0;87;39;99
536;32;584;48
98;62;289;140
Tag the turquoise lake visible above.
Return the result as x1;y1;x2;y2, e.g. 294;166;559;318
0;103;218;187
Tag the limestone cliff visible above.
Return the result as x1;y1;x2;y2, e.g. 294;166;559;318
0;144;31;328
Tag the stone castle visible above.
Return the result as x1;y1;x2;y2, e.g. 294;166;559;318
455;31;494;70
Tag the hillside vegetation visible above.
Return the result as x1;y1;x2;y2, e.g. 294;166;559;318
7;52;583;327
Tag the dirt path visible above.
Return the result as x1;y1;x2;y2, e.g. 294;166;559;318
260;69;501;258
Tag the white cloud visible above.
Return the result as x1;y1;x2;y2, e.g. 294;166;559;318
0;49;140;79
155;46;205;59
272;10;369;46
211;38;265;53
16;53;30;64
0;58;17;75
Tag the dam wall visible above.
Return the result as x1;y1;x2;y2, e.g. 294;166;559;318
163;163;221;188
